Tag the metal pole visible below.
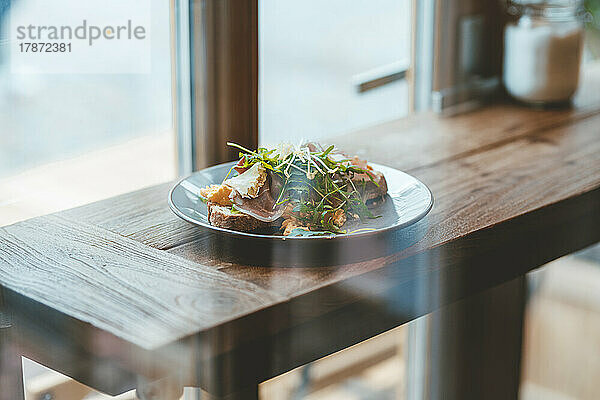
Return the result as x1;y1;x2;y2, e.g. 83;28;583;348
187;0;259;168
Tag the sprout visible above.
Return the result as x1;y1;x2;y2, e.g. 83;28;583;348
226;141;381;234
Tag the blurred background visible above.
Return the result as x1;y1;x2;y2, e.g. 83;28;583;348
1;0;600;399
0;0;410;226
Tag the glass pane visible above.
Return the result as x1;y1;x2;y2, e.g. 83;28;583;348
256;3;413;399
259;0;411;144
0;0;175;226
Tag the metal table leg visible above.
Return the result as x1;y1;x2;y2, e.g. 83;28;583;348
408;277;526;400
0;296;24;400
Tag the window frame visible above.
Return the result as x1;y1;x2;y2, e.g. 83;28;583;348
172;0;436;173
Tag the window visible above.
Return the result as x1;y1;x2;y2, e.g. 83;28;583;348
259;0;411;144
0;0;175;226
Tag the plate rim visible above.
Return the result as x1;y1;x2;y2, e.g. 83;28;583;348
168;161;434;241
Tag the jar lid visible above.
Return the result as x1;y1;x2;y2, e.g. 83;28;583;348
510;0;582;5
508;0;585;19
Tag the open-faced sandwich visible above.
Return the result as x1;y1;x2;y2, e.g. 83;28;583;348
198;142;388;236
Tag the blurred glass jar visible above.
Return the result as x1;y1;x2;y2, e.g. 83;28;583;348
503;0;585;105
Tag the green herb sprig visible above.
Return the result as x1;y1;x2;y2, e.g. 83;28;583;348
227;142;381;234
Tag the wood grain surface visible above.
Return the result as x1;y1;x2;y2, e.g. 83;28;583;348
0;215;282;349
1;65;600;397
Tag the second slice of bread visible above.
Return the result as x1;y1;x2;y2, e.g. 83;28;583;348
207;202;274;232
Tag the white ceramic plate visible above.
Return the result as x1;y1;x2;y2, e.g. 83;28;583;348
169;162;433;241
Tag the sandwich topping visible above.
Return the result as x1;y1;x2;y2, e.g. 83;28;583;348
223;162;266;199
199;142;388;236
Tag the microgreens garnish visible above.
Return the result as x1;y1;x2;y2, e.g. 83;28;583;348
226;142;381;234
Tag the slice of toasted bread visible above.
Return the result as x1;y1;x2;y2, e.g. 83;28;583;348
207;202;273;232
